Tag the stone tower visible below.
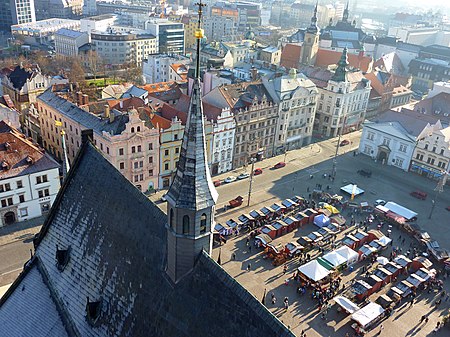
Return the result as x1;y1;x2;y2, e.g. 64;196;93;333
332;47;349;82
301;3;320;66
165;1;218;284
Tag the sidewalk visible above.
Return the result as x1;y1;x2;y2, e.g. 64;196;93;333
0;215;45;247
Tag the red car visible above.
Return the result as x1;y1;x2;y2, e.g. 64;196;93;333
213;180;221;187
340;139;350;146
254;168;263;175
274;162;286;169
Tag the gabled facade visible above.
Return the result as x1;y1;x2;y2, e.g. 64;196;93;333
38;90;160;192
0;121;60;227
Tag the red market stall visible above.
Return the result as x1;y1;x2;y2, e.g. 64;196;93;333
358;244;377;260
238;214;252;226
260;225;277;239
260;206;273;217
351;280;373;302
255;233;273;248
292;195;306;206
307;231;324;244
366;275;383;293
283;216;298;232
269;203;286;215
249;209;264;220
303;208;318;223
271;221;285;237
343;234;358;250
281;199;297;211
318;227;335;240
390;280;413;298
367;229;384;242
411;256;433;272
373;267;393;285
285;241;304;257
354;231;370;247
295;212;309;226
405;274;424;289
384;262;402;279
394;255;412;269
415;268;436;282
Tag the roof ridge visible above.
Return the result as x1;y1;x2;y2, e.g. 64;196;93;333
197;252;296;337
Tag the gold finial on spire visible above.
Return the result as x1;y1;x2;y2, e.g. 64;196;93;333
194;1;206;79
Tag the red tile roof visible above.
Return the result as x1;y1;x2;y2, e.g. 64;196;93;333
280;44;302;69
316;49;373;72
150;114;172;130
0;121;59;179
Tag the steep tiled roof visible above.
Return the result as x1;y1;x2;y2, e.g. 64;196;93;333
7;65;35;90
0;141;294;337
412;92;450;126
280;44;302;69
315;49;372;72
150;114;172;129
218;81;273;110
175;93;222;123
0;121;59;180
39;90;129;136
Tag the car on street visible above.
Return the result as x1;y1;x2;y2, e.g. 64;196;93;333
224;176;237;183
357;169;372;177
237;172;250;180
340;139;350;146
273;162;286;169
410;190;427;200
374;199;386;206
213;180;221;187
254;168;263;175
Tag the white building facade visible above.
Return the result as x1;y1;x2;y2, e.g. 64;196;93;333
55;28;90;57
0;122;60;227
142;54;190;84
359;120;416;171
209;107;235;175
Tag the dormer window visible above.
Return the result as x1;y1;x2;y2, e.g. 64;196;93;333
86;297;102;325
55;245;70;271
26;156;33;165
1;161;9;170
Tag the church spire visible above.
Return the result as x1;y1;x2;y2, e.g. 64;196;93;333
307;2;319;34
332;47;349;82
165;1;218;284
343;1;349;22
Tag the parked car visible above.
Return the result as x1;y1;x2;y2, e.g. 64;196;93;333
357;169;372;177
213;180;222;187
410;190;427;200
274;162;286;169
224;176;237;183
340;139;350;146
237;172;250;180
254;168;263;175
374;199;386;207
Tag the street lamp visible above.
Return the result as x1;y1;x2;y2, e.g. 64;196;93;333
247;157;257;206
428;171;447;219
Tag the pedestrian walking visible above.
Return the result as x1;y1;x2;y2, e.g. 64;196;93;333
425;317;429;324
420;315;426;323
284;296;289;309
231;252;236;261
247;263;251;272
271;292;276;305
379;324;384;334
283;264;288;274
248;245;251;253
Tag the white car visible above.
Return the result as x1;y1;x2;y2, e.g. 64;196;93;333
374;199;386;206
224;176;237;183
237;173;250;180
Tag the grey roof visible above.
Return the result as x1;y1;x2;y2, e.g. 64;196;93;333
363;120;416;143
166;78;218;210
56;28;85;38
0;142;294;337
121;85;148;99
372;109;438;137
38;90;128;136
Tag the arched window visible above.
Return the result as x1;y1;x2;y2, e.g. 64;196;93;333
170;208;174;228
182;215;190;234
131;127;135;133
137;126;141;132
200;213;207;234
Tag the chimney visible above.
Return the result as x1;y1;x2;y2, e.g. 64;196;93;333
77;92;83;105
82;94;89;105
250;66;258;81
104;105;110;119
119;100;123;109
81;129;94;145
109;111;115;123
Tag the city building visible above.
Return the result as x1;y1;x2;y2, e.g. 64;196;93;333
54;29;90;57
0;121;60;227
411;121;450;179
145;18;185;55
359;116;416;171
408;58;450;93
203;15;238;43
259;46;282;66
300;48;371;138
388;26;450;48
0;0;35;31
83;0;97;16
263;69;318;152
178;14;197;50
142;54;191;84
0;8;295;336
143;81;184;105
80;14;117;35
204;81;278;167
2;64;54;113
11;18;80;45
91;27;157;66
34;0;83;20
38;90;160;192
0;98;20;129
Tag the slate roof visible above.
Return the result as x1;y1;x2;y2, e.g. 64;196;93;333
217;81;273;111
38;90;129;136
166;78;218;210
0;141;293;337
0;121;60;180
7;65;37;91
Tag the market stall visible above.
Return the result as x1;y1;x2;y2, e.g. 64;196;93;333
295;212;310;226
298;260;330;283
270;203;285;214
314;214;331;228
351;280;373;301
335;246;359;265
255;233;272;247
303;208;318;223
390;280;413;298
285;242;303;257
318;226;335;240
330;214;346;227
271;221;286;237
281;198;297;210
414;267;435;282
334;296;360;314
343;234;358;250
384;262;402;279
323;251;348;271
394;255;412;269
351;302;385;333
260;225;277;239
373;267;393;285
238;214;252;226
358;244;377;260
354;231;370;247
307;231;324;243
366;275;383;293
260;206;273;217
249;209;264;220
283;216;298;232
214;223;233;236
383;201;418;221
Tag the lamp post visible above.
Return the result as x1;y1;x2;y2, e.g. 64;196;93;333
331;112;345;179
428;171;447;219
247;157;257;206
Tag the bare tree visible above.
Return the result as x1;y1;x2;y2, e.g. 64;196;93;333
68;58;85;84
86;51;103;80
